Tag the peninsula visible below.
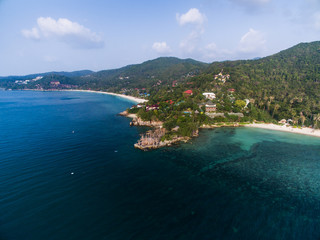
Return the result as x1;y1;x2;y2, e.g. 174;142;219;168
2;41;320;149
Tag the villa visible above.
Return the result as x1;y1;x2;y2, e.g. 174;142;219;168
205;101;217;112
203;92;216;100
184;90;193;96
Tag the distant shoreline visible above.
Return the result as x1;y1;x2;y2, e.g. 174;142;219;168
22;89;148;104
245;123;320;138
64;90;148;103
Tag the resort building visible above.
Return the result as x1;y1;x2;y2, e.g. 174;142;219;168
205;101;217;112
214;70;230;83
203;92;216;100
278;119;287;124
184;90;193;96
146;104;159;111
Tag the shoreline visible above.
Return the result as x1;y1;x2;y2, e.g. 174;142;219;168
22;89;148;104
62;90;148;103
119;109;320;149
245;123;320;138
20;89;320;142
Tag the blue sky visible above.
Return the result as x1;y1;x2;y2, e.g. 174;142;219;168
1;0;320;75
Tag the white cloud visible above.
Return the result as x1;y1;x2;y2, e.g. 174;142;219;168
176;8;206;56
205;42;218;51
203;42;219;59
180;40;195;53
22;27;40;39
22;17;104;49
239;28;266;53
204;42;219;58
176;8;206;26
152;41;171;54
203;42;234;60
202;30;266;61
179;30;202;54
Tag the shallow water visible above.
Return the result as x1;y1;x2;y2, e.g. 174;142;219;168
1;91;320;240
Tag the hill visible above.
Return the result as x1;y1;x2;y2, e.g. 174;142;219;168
0;70;93;89
0;70;93;81
122;41;320;142
201;41;320;121
3;41;320;126
76;57;208;91
0;57;207;91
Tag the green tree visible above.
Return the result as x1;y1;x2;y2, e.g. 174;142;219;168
272;104;280;118
234;100;246;109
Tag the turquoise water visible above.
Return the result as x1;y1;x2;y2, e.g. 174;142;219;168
1;91;320;239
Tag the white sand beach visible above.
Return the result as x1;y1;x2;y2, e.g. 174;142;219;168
65;90;148;103
245;123;320;138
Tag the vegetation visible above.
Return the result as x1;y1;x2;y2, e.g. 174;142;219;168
3;41;320;135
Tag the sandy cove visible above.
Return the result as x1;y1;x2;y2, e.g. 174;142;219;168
64;90;148;103
120;110;320;140
245;123;320;138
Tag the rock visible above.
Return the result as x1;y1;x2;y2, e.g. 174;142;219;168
118;110;128;116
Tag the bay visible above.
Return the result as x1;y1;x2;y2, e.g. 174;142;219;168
1;91;320;240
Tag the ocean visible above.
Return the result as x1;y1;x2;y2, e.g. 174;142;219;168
1;90;320;240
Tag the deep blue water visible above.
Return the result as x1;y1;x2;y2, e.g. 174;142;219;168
1;91;320;240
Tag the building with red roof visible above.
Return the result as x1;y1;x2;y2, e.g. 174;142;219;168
184;90;193;96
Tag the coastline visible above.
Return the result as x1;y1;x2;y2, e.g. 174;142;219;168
119;110;191;150
119;109;320;149
19;89;320;144
245;123;320;138
63;90;148;103
69;91;320;141
21;89;148;104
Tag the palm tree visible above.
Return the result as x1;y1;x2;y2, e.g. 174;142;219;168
299;112;306;126
313;113;320;129
267;101;271;111
272;104;280;118
269;96;275;103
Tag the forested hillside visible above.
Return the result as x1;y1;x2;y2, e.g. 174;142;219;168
202;41;320;121
77;57;208;91
0;57;207;91
2;41;320;127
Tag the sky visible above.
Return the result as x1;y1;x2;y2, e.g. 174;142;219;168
1;0;320;76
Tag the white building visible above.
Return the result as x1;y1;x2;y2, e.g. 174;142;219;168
203;92;216;100
245;99;250;108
